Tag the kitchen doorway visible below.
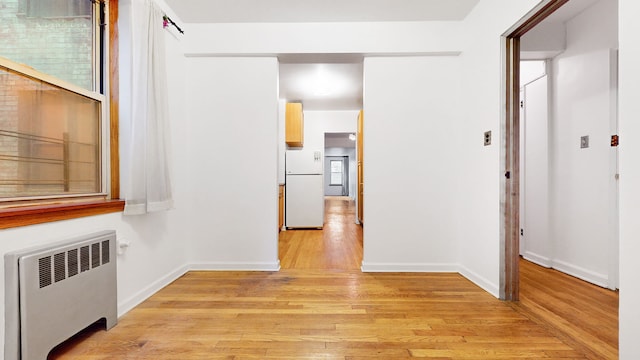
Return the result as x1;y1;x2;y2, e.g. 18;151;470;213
278;57;364;269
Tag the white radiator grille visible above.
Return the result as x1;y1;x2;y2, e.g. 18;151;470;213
4;230;118;360
37;239;111;289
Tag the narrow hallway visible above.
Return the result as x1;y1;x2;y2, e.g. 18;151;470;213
279;196;362;270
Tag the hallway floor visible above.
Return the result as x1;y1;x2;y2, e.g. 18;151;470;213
50;197;618;359
279;196;362;270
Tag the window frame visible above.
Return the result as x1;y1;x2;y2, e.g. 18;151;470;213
0;57;108;202
1;0;123;229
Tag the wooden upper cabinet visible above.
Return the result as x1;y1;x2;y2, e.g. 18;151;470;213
285;102;304;147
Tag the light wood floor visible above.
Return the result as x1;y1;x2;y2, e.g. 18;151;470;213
50;197;618;359
279;196;363;270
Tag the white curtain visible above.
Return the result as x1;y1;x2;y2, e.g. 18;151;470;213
124;0;173;215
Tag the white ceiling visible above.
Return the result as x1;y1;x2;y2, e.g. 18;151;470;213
521;0;601;59
542;0;600;23
164;0;481;24
325;133;356;148
279;61;363;111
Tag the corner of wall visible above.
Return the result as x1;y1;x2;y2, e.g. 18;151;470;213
457;264;500;298
118;263;189;317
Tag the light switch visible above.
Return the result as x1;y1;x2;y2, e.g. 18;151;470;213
581;135;589;149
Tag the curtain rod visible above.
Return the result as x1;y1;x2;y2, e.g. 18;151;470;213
163;15;184;34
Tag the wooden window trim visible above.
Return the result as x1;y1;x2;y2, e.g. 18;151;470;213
2;0;122;230
0;200;125;229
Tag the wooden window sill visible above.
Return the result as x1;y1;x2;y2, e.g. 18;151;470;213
0;200;125;230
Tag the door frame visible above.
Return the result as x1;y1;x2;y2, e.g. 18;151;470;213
500;0;569;301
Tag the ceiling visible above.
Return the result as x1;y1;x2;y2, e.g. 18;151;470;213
165;0;601;112
163;0;481;24
542;0;600;23
325;133;356;148
279;60;363;111
520;0;601;59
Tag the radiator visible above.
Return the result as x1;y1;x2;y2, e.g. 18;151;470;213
4;230;117;360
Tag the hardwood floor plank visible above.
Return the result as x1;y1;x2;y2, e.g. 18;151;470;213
50;197;618;359
512;259;618;360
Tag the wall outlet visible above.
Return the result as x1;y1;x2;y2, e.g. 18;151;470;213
484;131;492;146
117;238;131;255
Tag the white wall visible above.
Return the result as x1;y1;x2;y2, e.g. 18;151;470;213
361;56;461;271
548;0;618;287
303;110;359;151
457;0;542;296
520;60;546;84
521;21;566;59
618;0;640;357
184;56;280;270
184;22;463;56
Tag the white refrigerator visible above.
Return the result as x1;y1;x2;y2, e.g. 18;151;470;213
285;150;324;228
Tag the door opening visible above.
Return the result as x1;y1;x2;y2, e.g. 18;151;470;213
501;0;569;301
324;132;357;199
502;0;620;300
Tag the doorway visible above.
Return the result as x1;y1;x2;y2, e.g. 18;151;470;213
324;131;357;199
278;56;364;269
502;0;619;300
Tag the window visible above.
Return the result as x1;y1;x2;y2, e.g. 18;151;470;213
330;160;343;186
0;0;111;210
2;0;97;91
18;0;93;18
0;61;105;201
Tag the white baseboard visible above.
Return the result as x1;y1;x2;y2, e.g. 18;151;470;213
521;254;610;288
361;262;499;298
522;251;552;268
520;252;611;289
551;259;608;288
118;264;189;317
189;261;281;272
361;262;458;273
458;265;500;298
